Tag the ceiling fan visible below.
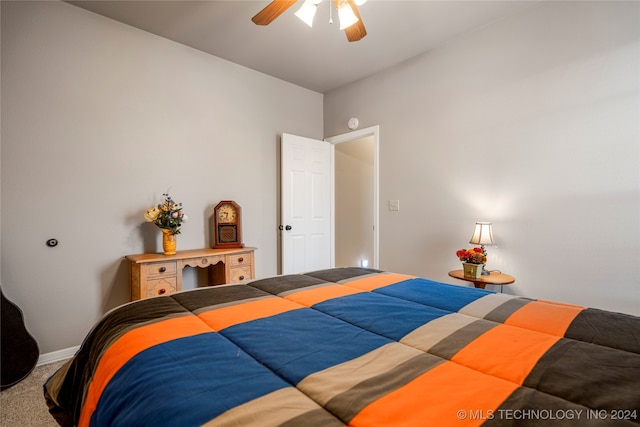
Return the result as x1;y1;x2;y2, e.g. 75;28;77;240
252;0;367;42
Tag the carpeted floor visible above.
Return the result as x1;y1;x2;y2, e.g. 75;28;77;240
0;359;67;427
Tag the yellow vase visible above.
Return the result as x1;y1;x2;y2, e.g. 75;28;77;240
161;229;177;255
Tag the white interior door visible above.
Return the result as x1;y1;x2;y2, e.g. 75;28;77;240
281;133;332;274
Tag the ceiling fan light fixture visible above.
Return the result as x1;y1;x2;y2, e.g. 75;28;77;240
295;0;320;27
252;0;367;42
337;1;359;30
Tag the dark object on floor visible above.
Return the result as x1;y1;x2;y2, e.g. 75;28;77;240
1;289;39;390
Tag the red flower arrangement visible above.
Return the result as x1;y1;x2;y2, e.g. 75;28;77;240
455;247;487;264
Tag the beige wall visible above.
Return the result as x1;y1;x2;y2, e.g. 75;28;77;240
325;1;640;315
0;1;323;353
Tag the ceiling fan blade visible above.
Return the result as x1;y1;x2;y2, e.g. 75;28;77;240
252;0;298;25
343;0;367;42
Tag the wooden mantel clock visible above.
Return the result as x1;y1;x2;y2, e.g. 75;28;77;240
213;201;243;249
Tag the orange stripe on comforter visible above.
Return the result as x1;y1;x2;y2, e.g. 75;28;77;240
198;297;301;331
504;300;585;336
452;324;560;385
350;361;518;427
344;273;415;291
285;284;364;307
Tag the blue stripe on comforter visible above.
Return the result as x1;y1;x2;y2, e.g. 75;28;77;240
91;332;289;427
313;292;450;341
221;308;391;385
374;278;492;312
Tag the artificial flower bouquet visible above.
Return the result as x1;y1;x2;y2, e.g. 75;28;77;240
144;193;186;235
455;247;487;264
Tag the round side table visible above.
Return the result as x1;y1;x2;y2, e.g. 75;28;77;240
448;270;515;290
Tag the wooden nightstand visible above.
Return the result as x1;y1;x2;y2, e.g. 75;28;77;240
126;247;256;300
448;270;515;290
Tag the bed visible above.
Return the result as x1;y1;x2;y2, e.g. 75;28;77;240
44;268;640;426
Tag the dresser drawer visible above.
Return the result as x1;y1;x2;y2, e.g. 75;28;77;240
229;266;253;283
144;277;177;298
228;252;253;267
142;261;177;277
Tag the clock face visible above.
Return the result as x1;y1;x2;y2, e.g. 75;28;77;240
217;203;237;223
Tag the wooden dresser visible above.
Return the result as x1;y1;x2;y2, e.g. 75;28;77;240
126;247;256;300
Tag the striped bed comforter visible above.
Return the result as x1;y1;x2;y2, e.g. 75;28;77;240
45;268;640;426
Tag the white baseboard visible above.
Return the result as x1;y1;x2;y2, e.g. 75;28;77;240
37;346;80;366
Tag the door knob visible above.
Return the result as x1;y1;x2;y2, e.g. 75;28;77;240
285;225;292;231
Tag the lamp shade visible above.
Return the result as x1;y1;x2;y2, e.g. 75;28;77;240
295;0;319;27
337;1;359;30
469;222;495;246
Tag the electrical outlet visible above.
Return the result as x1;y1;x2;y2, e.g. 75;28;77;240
389;200;400;211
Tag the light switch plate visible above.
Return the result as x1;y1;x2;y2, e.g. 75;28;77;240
389;200;400;211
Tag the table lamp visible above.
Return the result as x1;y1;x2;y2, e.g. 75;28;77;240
469;222;495;275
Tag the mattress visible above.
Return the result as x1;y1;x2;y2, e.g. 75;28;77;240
44;268;640;426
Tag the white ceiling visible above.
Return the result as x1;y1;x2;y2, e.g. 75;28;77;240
68;0;534;93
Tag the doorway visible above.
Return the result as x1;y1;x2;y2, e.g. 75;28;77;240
325;126;379;269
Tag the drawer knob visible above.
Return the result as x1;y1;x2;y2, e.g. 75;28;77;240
158;288;166;295
159;267;166;273
238;257;244;263
239;275;245;281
